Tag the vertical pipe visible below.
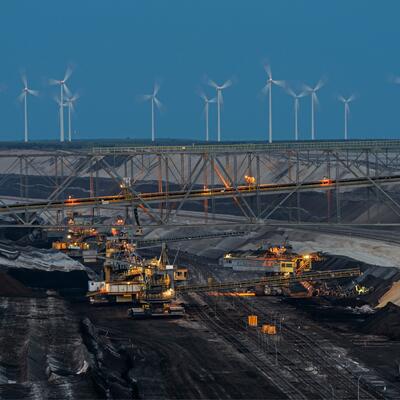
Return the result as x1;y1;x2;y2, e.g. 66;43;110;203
327;151;331;222
19;157;23;198
158;154;163;219
24;156;28;199
188;155;192;186
90;157;94;222
211;155;215;219
180;153;185;186
165;156;169;218
296;151;301;223
366;150;370;223
233;154;238;187
375;152;380;223
204;156;208;222
95;163;99;217
55;156;59;224
60;156;65;221
336;155;341;222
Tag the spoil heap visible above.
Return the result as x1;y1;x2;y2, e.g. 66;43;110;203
362;302;400;340
0;271;32;297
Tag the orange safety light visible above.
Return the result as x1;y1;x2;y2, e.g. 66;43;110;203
244;175;256;185
248;315;258;327
320;177;332;186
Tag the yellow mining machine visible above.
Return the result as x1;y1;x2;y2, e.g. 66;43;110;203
52;212;97;255
87;240;187;317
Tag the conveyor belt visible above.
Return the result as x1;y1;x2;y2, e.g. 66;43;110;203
176;268;361;293
1;174;400;215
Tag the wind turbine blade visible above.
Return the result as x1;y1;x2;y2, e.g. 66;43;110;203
70;92;80;102
273;79;285;88
285;86;296;97
264;64;272;79
18;92;25;102
299;90;308;98
53;96;62;106
138;94;152;102
49;78;59;86
28;89;39;97
313;92;320;107
21;73;27;88
221;79;232;90
64;66;73;82
209;97;217;103
303;84;312;92
338;95;345;102
63;83;72;97
199;91;208;102
348;94;356;102
314;78;325;91
208;79;218;89
154;97;162;109
261;83;270;95
153;82;160;96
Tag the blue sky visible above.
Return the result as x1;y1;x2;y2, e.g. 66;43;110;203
0;1;400;142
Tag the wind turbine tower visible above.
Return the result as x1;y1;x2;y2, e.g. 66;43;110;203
304;79;324;140
19;74;38;143
142;83;162;142
50;67;72;142
65;94;79;142
208;79;232;142
200;93;216;141
286;87;307;141
338;95;355;140
262;65;284;143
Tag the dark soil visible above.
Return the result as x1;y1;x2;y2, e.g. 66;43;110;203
0;271;32;297
362;302;400;340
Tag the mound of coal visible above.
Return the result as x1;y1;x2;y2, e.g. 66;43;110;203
8;268;88;292
362;302;400;340
0;271;32;297
0;296;99;399
81;318;138;399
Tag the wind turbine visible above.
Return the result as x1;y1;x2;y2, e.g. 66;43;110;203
18;74;38;143
338;95;355;140
208;78;232;142
50;67;72;142
200;92;216;141
304;79;324;140
65;93;79;142
286;87;307;141
142;83;162;142
262;65;285;143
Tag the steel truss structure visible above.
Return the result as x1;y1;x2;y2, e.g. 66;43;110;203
1;139;400;228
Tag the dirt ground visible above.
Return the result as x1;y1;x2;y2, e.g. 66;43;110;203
72;303;287;400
